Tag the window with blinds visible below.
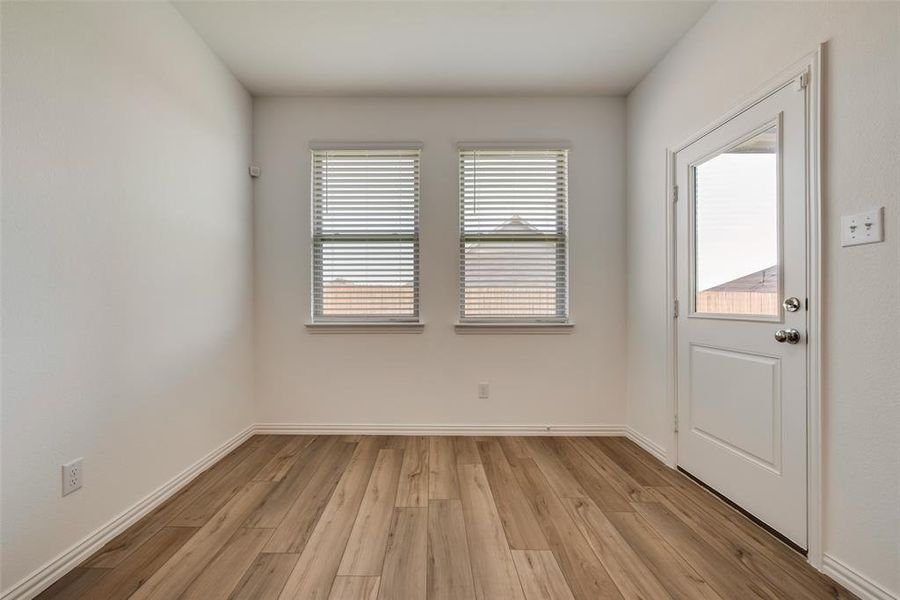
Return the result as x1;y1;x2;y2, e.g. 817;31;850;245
459;148;569;322
311;148;420;322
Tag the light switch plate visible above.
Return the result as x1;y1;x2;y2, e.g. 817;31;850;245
841;207;884;247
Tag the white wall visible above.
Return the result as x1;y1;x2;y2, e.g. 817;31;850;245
253;97;625;428
1;2;254;592
625;1;899;595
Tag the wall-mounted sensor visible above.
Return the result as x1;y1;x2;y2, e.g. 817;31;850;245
249;165;261;178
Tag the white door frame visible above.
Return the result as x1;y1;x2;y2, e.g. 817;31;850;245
664;46;824;569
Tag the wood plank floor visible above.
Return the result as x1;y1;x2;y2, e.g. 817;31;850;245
38;435;856;600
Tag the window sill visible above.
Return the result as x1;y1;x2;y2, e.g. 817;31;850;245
454;322;574;334
305;322;424;334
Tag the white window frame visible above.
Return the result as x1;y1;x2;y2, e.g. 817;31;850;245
307;143;423;330
456;143;572;330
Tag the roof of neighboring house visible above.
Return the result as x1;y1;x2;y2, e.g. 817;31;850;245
494;215;538;234
706;265;778;293
464;215;542;250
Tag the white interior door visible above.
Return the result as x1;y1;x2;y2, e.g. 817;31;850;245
675;77;808;548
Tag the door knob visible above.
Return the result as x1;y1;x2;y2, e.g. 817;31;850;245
783;297;802;312
774;328;801;344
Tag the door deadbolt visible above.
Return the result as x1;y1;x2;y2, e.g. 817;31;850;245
774;329;801;344
783;297;801;312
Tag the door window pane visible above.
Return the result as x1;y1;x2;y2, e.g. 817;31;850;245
694;126;779;316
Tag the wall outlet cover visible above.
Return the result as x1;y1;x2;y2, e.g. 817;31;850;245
62;458;83;496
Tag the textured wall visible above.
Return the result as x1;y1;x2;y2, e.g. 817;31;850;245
1;2;254;590
253;97;627;428
625;2;899;594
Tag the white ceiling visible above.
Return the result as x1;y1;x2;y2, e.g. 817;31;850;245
174;1;711;96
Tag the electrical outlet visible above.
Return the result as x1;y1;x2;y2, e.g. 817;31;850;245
478;382;490;399
842;207;884;247
62;458;83;496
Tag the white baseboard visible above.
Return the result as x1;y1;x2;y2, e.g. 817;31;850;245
624;426;669;464
1;425;255;600
823;554;897;600
254;422;626;436
6;422;891;600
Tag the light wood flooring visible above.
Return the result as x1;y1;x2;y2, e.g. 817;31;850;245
38;435;855;599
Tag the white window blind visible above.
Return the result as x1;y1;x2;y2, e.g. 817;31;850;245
459;149;569;322
311;148;420;322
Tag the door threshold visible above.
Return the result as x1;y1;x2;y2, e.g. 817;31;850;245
677;467;807;556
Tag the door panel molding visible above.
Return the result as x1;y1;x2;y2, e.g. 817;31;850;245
664;45;823;568
688;343;783;474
